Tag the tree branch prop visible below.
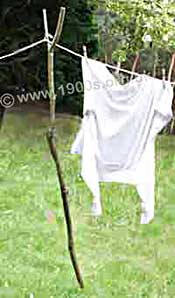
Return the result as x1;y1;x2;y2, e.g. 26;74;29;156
46;128;84;289
168;53;175;82
43;9;56;123
43;8;84;288
50;7;66;52
48;50;55;123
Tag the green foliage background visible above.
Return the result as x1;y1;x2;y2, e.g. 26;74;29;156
0;0;175;116
0;0;97;115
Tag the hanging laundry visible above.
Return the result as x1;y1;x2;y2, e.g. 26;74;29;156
71;58;173;224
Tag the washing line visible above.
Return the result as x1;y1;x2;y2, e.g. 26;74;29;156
50;37;175;85
55;42;140;77
48;35;140;77
0;38;46;61
0;35;174;85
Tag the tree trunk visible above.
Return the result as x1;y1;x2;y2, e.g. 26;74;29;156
0;105;5;129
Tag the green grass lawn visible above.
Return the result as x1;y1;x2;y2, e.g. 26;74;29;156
0;112;175;298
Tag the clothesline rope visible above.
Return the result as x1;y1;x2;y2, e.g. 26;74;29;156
55;43;140;77
52;39;175;85
0;38;46;61
0;34;175;85
48;34;140;77
48;34;175;85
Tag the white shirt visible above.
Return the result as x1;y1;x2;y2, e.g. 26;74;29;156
71;58;173;224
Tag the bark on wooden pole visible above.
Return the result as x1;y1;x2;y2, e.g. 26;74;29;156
43;8;84;288
46;128;84;288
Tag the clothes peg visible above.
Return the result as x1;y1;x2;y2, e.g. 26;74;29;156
83;45;88;58
162;68;166;88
